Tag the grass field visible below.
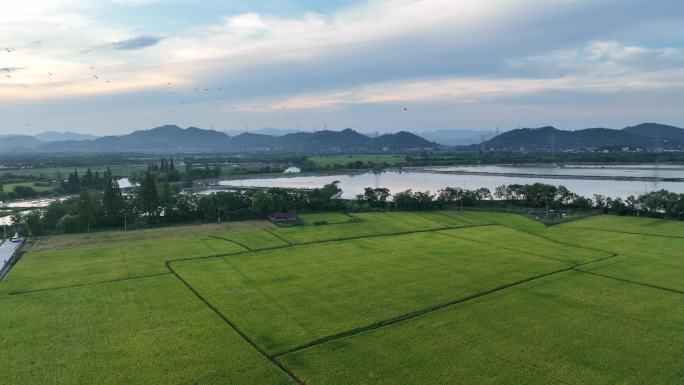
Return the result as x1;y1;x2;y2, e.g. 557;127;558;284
2;181;56;192
1;165;147;178
273;211;490;244
1;211;683;384
171;230;586;353
562;214;684;237
0;276;294;385
308;155;406;167
281;271;684;385
1;236;245;294
31;220;272;252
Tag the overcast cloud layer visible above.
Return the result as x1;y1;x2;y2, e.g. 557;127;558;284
0;0;683;135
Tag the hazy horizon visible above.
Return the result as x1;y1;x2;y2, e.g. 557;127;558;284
1;1;683;135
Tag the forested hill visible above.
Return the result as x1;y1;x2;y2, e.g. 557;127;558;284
36;126;439;153
483;123;684;151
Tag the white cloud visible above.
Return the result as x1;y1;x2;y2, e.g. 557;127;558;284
1;0;683;133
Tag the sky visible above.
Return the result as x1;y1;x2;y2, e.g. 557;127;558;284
1;0;683;136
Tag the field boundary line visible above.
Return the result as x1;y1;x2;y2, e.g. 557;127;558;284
271;252;622;358
175;224;497;265
265;230;294;246
574;269;684;295
282;223;496;247
271;266;575;358
165;261;308;385
219;257;318;337
205;235;252;251
437;231;573;265
5;272;172;296
119;246;132;278
491;219;616;255
564;226;684;239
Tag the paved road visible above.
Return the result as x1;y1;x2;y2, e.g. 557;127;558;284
0;238;23;279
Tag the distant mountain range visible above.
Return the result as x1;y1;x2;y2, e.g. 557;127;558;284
1;123;682;153
0;131;99;151
34;131;99;142
14;125;439;153
483;123;684;152
419;129;493;146
223;128;303;137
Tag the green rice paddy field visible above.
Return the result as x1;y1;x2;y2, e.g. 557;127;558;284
1;211;683;384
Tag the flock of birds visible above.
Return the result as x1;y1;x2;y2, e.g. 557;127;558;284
2;45;416;133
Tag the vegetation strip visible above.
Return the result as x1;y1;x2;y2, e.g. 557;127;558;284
165;262;308;385
271;266;576;358
6;272;173;296
574;269;684;295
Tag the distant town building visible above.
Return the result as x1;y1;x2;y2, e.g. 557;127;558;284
283;166;301;174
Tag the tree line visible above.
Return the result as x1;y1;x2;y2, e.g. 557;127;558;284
7;177;683;237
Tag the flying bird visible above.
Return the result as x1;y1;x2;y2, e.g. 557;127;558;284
48;72;53;76
4;48;12;53
4;74;10;79
403;107;408;111
93;75;99;79
106;80;111;84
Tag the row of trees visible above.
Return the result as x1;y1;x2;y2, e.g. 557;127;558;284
8;178;684;237
9;171;345;235
354;183;684;218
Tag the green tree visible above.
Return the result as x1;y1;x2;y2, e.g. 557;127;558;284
102;173;124;225
83;168;94;187
78;189;96;234
138;171;159;218
56;214;81;234
160;183;174;221
25;211;44;236
251;190;276;218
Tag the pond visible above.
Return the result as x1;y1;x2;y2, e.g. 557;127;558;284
217;165;684;199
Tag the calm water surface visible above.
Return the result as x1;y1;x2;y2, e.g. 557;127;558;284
219;166;684;199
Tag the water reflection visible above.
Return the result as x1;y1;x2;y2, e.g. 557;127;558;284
218;168;684;199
